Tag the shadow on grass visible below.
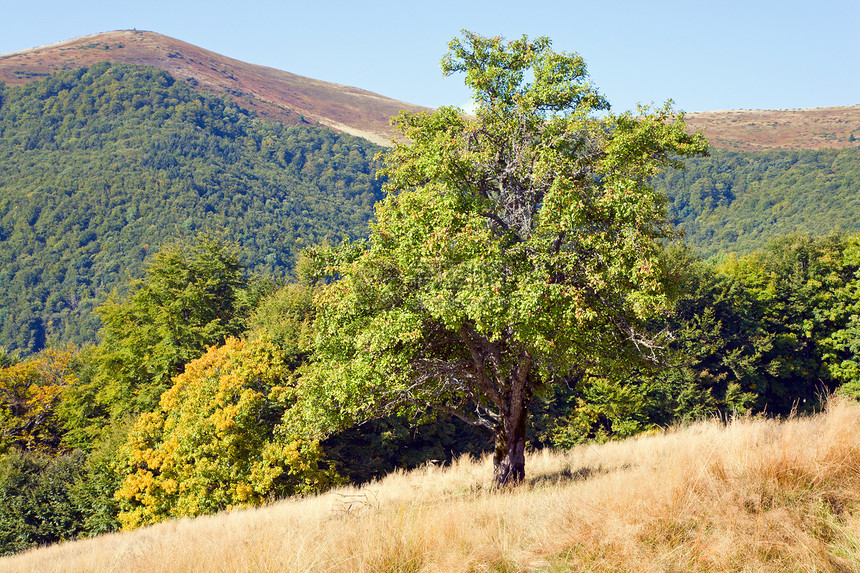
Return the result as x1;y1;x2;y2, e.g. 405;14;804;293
527;465;604;488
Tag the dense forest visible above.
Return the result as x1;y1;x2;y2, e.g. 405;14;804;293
655;147;860;257
1;62;860;555
0;63;382;354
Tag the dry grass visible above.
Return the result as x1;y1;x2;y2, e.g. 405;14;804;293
4;399;860;572
0;30;431;146
684;106;860;151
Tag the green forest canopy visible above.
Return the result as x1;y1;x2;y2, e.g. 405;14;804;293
0;63;383;354
655;147;860;257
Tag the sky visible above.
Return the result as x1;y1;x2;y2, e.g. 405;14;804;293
1;0;857;114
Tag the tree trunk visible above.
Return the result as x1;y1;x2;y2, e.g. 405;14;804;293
493;403;527;486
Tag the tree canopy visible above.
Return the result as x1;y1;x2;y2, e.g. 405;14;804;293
0;63;382;354
297;31;707;485
54;233;261;442
653;147;860;257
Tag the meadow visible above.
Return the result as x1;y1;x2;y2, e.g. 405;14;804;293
3;399;859;572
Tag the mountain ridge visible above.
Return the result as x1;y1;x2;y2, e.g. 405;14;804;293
684;106;860;151
0;30;431;146
1;30;857;150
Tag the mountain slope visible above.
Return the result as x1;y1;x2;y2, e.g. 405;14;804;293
0;30;430;146
684;106;860;151
655;147;860;256
0;63;382;353
0;31;858;352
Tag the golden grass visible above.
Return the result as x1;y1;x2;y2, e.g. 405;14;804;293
4;399;860;572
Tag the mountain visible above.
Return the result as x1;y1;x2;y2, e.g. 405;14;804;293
0;31;858;353
0;30;430;146
684;106;860;151
1;30;857;150
0;63;383;354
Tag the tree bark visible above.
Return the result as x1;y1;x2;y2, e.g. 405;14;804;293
490;351;532;487
492;399;527;487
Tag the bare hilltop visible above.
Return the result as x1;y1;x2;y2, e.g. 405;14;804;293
0;30;430;146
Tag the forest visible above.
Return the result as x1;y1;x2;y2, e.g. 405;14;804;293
655;147;860;256
0;63;382;354
1;51;860;555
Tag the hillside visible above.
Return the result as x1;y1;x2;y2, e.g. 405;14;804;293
0;32;858;351
656;147;860;256
2;399;858;572
0;30;430;146
685;106;860;151
0;63;382;353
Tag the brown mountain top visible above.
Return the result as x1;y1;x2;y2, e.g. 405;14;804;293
0;30;857;150
684;106;860;151
0;30;430;146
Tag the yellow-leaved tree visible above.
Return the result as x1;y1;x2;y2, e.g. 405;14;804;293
0;348;78;454
116;285;338;529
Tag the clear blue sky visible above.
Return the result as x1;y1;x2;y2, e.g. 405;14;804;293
1;0;857;114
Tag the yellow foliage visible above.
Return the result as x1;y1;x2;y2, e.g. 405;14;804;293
0;347;78;453
116;337;340;529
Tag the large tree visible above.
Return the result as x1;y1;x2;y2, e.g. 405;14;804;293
297;32;707;485
92;234;254;419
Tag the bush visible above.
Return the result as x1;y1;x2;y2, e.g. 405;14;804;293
0;451;86;555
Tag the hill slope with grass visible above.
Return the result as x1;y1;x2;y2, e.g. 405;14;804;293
2;399;858;572
0;30;430;146
684;106;860;151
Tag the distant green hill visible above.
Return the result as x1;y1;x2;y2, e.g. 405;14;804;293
0;63;382;353
655;147;860;257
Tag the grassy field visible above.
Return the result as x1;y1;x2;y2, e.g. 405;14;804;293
3;399;860;572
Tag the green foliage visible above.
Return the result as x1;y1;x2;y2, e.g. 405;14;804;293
247;282;316;363
653;148;860;257
546;234;860;444
0;451;86;555
826;236;860;397
715;234;855;412
89;234;256;419
295;31;707;485
0;349;19;369
51;234;263;454
0;434;126;555
0;63;382;354
53;345;105;451
68;421;127;536
116;285;339;529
